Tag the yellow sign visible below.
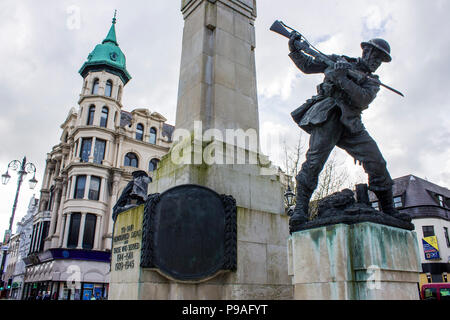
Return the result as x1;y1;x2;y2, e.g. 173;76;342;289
423;236;439;251
423;236;440;260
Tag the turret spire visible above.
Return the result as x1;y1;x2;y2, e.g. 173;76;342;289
103;11;118;46
79;12;131;84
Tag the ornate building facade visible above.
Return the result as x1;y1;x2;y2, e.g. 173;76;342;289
21;17;174;300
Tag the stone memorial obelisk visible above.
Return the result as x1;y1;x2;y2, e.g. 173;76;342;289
109;0;293;300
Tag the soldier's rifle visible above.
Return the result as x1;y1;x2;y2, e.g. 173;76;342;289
270;20;404;97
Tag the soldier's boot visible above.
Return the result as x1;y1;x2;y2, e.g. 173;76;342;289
289;187;312;227
375;189;411;222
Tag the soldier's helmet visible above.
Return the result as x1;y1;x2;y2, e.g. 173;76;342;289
361;38;392;62
132;170;149;179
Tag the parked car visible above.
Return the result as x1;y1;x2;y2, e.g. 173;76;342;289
421;283;450;300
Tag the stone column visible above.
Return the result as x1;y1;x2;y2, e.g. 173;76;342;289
176;0;259;136
48;181;63;236
103;140;113;166
84;176;91;200
62;214;71;248
88;138;96;163
94;215;102;250
77;213;87;249
53;178;68;247
69;176;76;200
115;136;124;167
100;177;107;202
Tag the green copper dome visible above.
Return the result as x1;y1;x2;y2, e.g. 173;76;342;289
79;16;132;85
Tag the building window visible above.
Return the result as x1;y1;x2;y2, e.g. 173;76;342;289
38;221;50;253
136;123;144;141
423;226;435;238
67;213;81;248
100;106;109;128
74;175;87;199
124;153;139;168
92;79;99;95
29;225;38;254
47;186;55;211
149;158;160;172
80;138;92;162
393;196;403;208
444;227;450;248
93;139;106;164
438;195;445;207
82;214;97;250
87;106;95;125
371;201;379;211
105;80;113;97
149;127;157;144
88;176;101;201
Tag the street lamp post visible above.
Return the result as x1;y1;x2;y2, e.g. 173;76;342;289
0;156;38;296
284;184;296;217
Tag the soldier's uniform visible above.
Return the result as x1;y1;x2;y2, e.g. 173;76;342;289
289;48;394;223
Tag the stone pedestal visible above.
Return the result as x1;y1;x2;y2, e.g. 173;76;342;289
109;190;292;300
288;222;421;300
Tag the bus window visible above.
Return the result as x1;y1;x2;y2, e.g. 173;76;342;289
424;287;437;300
440;288;450;300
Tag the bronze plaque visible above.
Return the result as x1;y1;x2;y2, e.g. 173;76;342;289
141;184;237;282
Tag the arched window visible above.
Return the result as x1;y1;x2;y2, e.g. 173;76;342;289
124;153;139;168
87;106;95;125
149;158;160;172
105;80;113;97
100;106;109;128
136;123;144;141
149;127;157;144
92;79;99;95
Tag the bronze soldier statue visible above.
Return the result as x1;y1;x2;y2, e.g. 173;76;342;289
287;33;408;228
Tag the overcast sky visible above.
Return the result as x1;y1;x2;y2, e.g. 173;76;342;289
1;0;449;235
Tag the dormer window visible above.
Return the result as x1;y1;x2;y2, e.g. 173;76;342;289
393;196;403;208
92;79;99;95
438;195;445;207
105;80;113;97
